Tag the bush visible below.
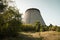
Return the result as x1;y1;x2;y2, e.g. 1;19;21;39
56;27;60;32
7;19;22;36
21;24;35;32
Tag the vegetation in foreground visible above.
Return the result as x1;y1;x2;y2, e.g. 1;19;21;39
0;0;60;40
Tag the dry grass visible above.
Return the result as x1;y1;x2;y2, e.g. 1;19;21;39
2;31;60;40
40;31;60;40
20;31;60;40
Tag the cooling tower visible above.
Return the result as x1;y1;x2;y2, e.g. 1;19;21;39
23;8;45;25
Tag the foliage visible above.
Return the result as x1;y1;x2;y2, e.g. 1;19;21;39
7;18;22;36
21;21;60;32
34;21;47;32
34;21;41;32
56;27;60;32
21;24;35;32
0;6;22;38
0;1;60;39
0;2;7;12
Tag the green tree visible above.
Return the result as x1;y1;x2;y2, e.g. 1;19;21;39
49;24;53;31
0;6;22;38
0;0;7;12
7;18;22;36
43;25;49;31
51;25;57;31
34;21;41;32
56;26;60;32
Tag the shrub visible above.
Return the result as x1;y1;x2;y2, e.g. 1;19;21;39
56;27;60;32
21;24;35;32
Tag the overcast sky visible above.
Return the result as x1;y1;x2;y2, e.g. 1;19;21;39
15;0;60;26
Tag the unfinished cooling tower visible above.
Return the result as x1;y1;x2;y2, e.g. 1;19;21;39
23;8;45;25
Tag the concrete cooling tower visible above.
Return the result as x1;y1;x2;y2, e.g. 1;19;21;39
23;8;45;25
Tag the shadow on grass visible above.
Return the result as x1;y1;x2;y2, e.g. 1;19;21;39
1;33;44;40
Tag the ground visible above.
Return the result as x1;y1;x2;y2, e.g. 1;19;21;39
2;31;60;40
20;31;60;40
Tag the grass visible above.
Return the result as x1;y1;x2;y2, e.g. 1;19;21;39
1;31;60;40
20;31;60;40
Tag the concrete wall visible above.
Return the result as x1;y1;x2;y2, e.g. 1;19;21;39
23;8;45;25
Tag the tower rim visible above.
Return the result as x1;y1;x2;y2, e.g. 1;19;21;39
25;8;40;13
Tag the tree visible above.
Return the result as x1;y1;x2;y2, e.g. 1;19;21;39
6;7;22;36
51;25;57;31
7;18;22;36
34;21;41;32
0;0;7;12
49;24;53;31
3;6;21;22
0;6;22;38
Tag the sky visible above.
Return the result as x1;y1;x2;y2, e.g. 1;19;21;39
15;0;60;26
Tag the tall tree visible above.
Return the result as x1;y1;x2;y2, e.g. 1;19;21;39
0;6;22;38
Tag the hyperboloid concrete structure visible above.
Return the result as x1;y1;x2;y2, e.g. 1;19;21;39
23;8;45;25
